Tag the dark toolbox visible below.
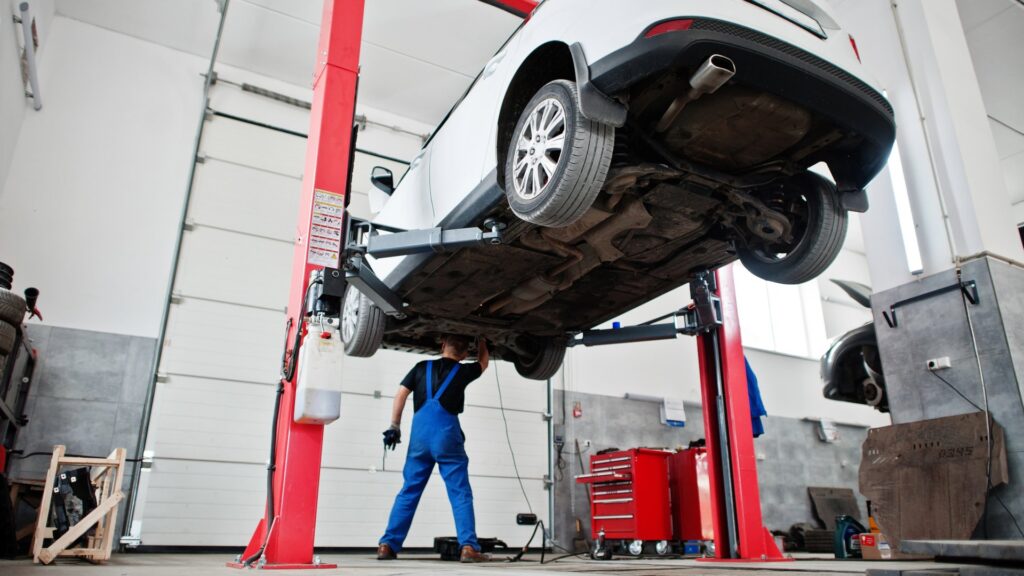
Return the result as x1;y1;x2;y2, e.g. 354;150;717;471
576;449;673;544
433;536;507;561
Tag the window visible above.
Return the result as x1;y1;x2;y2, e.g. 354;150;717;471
733;264;828;358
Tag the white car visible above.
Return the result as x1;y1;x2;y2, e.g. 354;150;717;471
342;0;895;379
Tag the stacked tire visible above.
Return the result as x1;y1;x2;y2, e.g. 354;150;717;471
0;262;27;373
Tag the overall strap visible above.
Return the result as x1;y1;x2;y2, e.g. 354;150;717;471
425;360;433;399
431;363;461;401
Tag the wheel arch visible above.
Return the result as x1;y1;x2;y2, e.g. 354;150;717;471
496;41;576;190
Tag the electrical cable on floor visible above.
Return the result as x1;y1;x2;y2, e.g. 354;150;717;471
241;278;318;566
494;365;533;516
995;493;1024;537
925;369;1024;535
958;266;994;539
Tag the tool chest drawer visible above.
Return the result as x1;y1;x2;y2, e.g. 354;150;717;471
575;448;673;542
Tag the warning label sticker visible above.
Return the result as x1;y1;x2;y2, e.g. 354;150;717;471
307;189;345;268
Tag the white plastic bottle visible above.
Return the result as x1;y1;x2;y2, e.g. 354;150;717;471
293;323;343;424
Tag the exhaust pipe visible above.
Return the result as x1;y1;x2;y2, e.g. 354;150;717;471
655;54;736;133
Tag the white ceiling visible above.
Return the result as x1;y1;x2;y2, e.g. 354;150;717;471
53;0;522;125
956;0;1024;205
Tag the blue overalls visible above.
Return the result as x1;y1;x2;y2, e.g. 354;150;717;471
380;361;479;552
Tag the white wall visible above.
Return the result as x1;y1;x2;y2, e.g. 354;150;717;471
1;0;54;194
0;16;203;337
0;15;429;338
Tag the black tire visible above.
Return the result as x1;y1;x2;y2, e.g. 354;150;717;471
0;323;15;356
504;80;614;228
340;284;385;358
513;336;566;380
0;289;26;325
738;172;848;284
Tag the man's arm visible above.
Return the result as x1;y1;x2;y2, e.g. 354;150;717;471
477;338;490;373
390;386;412;429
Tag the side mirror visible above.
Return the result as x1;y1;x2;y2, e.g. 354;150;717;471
370;166;395;196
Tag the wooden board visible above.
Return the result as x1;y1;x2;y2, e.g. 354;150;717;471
859;413;1008;550
31;445;126;565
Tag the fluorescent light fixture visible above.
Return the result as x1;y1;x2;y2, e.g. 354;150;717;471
887;138;924;274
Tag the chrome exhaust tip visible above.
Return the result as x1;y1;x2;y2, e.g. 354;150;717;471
655;54;737;132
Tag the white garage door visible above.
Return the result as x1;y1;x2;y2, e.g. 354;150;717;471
131;84;550;548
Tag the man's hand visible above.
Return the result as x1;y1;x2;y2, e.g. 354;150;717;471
383;425;402;450
477;338;490;372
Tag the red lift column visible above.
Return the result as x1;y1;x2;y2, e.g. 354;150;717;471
230;0;364;569
696;266;786;561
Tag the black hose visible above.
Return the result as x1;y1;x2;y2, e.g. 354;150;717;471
242;380;285;567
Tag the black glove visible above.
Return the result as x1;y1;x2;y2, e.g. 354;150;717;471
383;426;402;450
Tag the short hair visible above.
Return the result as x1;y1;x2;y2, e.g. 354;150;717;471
443;334;470;356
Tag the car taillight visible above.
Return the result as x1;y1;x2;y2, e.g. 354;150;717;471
849;34;861;63
645;19;694;38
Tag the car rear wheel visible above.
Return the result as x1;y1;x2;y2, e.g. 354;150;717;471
340;284;385;357
505;80;614;228
738;172;847;285
513;336;566;380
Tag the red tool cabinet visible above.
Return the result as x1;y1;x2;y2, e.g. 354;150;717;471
576;449;673;542
669;448;714;541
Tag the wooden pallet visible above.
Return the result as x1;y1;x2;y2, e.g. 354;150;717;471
31;445;126;565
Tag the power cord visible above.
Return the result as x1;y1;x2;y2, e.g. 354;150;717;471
7;450;144;463
927;371;982;412
494;365;533;515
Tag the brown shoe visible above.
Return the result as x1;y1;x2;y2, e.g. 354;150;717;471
377;543;397;560
460;545;490;563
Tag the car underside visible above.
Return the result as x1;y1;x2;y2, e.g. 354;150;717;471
367;19;895;375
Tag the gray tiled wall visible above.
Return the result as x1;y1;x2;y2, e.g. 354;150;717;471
550;389;868;550
7;324;155;539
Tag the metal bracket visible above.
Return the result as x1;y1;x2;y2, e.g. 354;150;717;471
568;270;722;347
882;279;978;328
341;216;505;318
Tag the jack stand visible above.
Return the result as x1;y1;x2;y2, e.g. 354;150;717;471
570;266;787;562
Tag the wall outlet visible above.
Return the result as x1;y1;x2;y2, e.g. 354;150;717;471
927;356;951;371
582;439;591;449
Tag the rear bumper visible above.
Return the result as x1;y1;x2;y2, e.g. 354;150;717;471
589;18;896;191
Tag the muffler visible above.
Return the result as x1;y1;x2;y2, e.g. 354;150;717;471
655;54;736;132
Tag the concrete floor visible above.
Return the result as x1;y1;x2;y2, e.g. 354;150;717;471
0;552;970;576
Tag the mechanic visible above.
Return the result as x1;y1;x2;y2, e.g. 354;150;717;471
377;335;491;563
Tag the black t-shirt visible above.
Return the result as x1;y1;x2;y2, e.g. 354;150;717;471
400;358;483;416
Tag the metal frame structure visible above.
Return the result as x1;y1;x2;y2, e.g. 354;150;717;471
233;0;782;566
229;0;365;569
571;268;786;561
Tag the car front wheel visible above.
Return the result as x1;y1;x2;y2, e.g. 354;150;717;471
512;336;566;380
340;284;385;357
504;80;614;228
738;172;848;285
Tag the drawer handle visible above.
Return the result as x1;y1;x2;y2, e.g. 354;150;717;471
591;456;631;465
595;497;634;504
594;514;634;520
591;464;631;472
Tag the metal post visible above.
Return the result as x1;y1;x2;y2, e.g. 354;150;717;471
229;0;364;569
696;266;786;562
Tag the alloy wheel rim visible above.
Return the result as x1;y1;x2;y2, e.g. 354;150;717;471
512;97;567;201
342;289;360;342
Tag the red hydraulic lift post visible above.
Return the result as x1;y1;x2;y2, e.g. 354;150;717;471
696;267;786;562
229;0;364;569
